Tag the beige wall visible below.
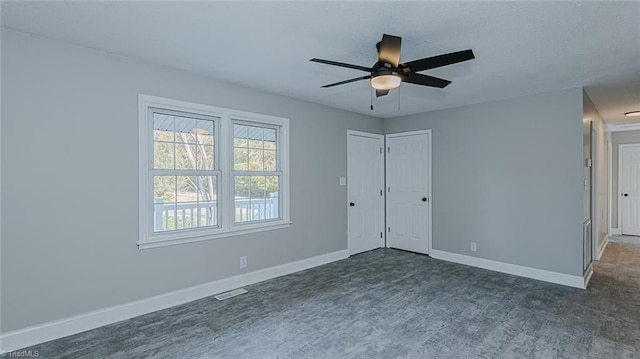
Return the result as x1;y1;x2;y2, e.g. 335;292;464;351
611;130;640;229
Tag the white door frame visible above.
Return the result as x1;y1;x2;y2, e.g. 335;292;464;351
347;130;385;255
591;124;598;261
608;140;613;236
385;129;433;254
618;143;640;234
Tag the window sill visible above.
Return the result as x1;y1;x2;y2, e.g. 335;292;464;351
137;221;292;250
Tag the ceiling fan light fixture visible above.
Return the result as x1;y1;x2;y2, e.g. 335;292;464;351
625;111;640;117
371;74;402;90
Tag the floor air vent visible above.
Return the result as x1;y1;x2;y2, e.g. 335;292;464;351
215;288;248;301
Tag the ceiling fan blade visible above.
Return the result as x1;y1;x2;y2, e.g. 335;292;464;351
375;89;389;97
377;34;402;67
402;49;475;72
310;58;372;72
403;73;452;88
321;75;371;88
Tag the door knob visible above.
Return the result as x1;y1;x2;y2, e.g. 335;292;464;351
350;202;355;207
422;197;427;202
623;193;629;197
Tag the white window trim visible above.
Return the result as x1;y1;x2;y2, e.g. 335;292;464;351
138;94;291;249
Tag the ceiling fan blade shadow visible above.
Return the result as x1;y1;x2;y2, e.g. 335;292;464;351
310;58;372;72
403;73;451;88
402;49;475;72
377;34;402;67
321;75;371;88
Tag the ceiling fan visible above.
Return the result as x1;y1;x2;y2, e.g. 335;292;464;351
311;34;475;97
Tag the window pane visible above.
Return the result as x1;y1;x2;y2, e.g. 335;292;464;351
157;175;218;230
153;176;218;232
153;113;174;141
154;142;174;169
176;132;196;144
196;119;214;146
248;149;263;171
175;176;196;229
265;176;279;220
154;175;176;202
154;176;176;232
153;112;217;173
234;124;248;141
264;139;276;150
154;130;173;142
197;145;214;170
198;176;217;202
250;176;266;198
175;117;196;144
197;176;218;227
235;175;250;222
248;139;263;149
235;175;250;198
234;175;279;223
264;127;277;145
234;148;249;171
176;176;197;202
264;150;277;171
233;123;278;172
265;176;279;199
175;144;197;170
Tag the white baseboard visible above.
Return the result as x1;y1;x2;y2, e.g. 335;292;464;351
610;228;621;235
429;249;586;289
0;249;349;353
583;263;594;289
596;237;609;260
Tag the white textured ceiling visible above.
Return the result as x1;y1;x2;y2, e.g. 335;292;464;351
2;1;639;122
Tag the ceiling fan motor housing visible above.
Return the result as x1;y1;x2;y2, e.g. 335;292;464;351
372;65;399;78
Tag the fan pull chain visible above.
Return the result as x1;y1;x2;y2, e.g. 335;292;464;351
398;86;401;111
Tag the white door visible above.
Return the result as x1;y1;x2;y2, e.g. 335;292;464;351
620;144;640;236
386;130;431;254
347;131;385;255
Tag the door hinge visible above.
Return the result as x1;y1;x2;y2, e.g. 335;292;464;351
380;147;383;154
380;232;383;238
387;147;390;153
387;187;390;192
388;227;391;232
380;189;383;196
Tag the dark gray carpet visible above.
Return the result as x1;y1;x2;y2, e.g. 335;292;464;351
10;242;640;358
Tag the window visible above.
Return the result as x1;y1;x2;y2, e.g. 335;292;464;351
139;95;290;249
233;122;280;223
152;110;220;232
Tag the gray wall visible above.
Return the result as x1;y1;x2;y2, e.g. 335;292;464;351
583;92;608;250
385;88;585;276
0;30;383;332
611;130;640;228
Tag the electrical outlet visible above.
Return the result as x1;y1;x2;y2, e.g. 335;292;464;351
239;256;248;268
470;242;477;252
